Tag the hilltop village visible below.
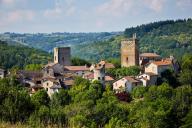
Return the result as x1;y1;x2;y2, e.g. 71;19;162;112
0;34;180;97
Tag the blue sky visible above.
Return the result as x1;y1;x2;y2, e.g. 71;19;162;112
0;0;192;33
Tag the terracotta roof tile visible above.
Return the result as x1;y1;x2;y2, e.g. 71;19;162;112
64;66;89;71
105;76;114;81
105;63;115;69
124;76;141;83
152;60;172;66
140;53;160;58
84;73;114;81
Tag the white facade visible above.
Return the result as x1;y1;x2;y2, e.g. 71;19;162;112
113;77;141;93
145;62;172;76
138;73;158;86
42;80;61;97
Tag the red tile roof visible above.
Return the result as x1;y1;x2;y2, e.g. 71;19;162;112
124;76;140;83
64;66;90;71
124;76;141;83
105;63;115;69
152;60;172;66
105;76;114;81
84;73;114;81
140;53;160;58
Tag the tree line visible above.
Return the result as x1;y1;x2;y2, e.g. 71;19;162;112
0;54;192;127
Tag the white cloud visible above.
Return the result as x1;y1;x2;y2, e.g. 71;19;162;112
144;0;165;12
0;10;35;27
96;0;166;18
96;0;133;17
44;0;76;18
0;0;15;5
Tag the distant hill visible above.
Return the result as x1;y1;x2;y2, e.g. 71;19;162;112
1;18;192;62
0;41;51;69
0;32;122;52
72;18;192;61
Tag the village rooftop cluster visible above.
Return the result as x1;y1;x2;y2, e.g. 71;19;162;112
0;34;180;97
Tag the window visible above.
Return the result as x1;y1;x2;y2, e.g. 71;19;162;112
102;77;104;80
98;77;100;80
47;83;49;86
46;88;48;91
126;57;128;62
55;56;56;61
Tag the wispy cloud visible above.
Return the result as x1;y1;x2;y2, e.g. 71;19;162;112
0;10;35;27
0;0;15;5
96;0;166;18
144;0;166;12
44;0;76;18
96;0;133;17
0;0;192;32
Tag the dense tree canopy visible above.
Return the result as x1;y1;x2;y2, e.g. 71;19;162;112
0;41;51;69
0;74;192;127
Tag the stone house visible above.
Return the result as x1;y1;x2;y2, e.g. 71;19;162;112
43;63;64;77
139;53;161;65
137;72;158;86
42;77;62;97
139;53;161;72
16;70;44;95
64;65;90;76
83;72;114;84
17;70;43;87
113;76;142;93
90;61;106;85
145;60;172;76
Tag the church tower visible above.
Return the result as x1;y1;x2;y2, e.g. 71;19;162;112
121;34;139;67
54;47;71;66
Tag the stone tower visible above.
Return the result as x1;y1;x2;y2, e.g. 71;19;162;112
54;47;71;66
90;61;105;85
121;34;139;67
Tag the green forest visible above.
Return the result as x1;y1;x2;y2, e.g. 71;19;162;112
0;18;192;127
0;41;92;70
1;19;192;62
0;41;51;69
73;19;192;61
0;54;192;128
